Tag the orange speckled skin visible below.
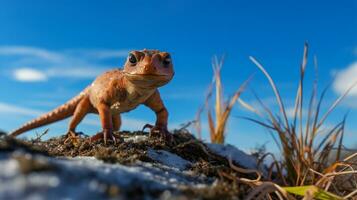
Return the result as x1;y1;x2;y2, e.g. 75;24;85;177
10;49;174;143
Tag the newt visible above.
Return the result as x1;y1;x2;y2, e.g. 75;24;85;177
10;49;174;144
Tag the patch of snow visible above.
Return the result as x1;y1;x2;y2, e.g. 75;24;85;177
147;149;192;170
0;158;19;177
0;151;211;200
206;143;269;178
123;135;148;143
206;143;258;169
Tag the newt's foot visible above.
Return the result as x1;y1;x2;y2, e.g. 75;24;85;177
89;129;122;145
142;124;173;143
64;131;81;147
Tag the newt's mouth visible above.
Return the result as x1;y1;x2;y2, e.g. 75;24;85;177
124;72;173;87
123;73;170;80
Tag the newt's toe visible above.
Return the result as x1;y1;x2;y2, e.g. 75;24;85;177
143;124;173;143
90;129;122;145
64;131;81;147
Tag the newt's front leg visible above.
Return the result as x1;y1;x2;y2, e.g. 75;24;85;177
90;103;118;144
143;90;172;142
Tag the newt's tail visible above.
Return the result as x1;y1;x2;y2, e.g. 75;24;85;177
10;91;88;137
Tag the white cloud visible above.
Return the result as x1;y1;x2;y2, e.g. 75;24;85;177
333;62;357;97
66;49;129;60
268;106;308;119
13;68;48;82
0;45;129;82
12;66;107;82
0;46;128;61
286;107;298;119
89;49;128;59
0;46;63;62
0;102;44;116
12;67;106;82
341;99;357;109
45;67;106;78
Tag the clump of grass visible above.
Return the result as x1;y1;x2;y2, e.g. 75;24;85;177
195;56;251;144
240;153;357;199
193;44;356;198
238;43;356;193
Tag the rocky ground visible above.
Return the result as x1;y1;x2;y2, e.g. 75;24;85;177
0;130;266;200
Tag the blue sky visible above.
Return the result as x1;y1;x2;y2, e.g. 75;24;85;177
0;0;356;152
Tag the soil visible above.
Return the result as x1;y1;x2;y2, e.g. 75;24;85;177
0;129;255;200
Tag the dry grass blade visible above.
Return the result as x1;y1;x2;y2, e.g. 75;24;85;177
193;76;215;139
216;76;253;137
344;189;357;199
194;108;203;140
344;152;357;161
299;43;308;152
212;55;224;136
238;116;276;130
316;81;357;130
249;56;290;132
251;91;284;136
201;55;253;144
245;182;292;200
32;129;49;143
207;108;216;142
315;121;343;153
238;98;263;117
311;158;357;199
304;55;319;149
244;43;355;194
307;85;331;156
229;158;262;182
258;152;289;185
222;159;293;200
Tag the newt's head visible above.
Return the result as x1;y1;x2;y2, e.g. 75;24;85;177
123;49;174;87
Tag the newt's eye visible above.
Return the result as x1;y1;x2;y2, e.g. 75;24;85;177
163;55;171;66
128;53;137;64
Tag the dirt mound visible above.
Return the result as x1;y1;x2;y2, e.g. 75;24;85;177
0;130;258;199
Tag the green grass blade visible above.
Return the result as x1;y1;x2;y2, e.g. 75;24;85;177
282;185;343;200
